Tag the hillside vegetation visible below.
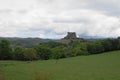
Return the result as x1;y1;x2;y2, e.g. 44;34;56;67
0;51;120;80
0;37;51;48
0;38;120;61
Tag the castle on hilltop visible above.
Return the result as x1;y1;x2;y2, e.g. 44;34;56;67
63;32;81;40
58;32;84;44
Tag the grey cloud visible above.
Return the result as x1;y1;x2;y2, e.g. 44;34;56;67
85;0;120;16
0;9;12;14
17;10;29;14
54;18;89;24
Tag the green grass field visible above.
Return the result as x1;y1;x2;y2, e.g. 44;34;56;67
0;51;120;80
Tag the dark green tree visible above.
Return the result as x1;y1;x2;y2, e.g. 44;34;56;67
52;47;65;59
72;43;89;56
118;38;120;49
0;40;12;60
13;46;25;60
51;47;65;63
24;48;37;61
34;45;52;60
87;41;104;54
101;39;114;51
118;37;120;39
40;41;66;48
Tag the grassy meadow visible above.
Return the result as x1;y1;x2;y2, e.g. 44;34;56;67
0;51;120;80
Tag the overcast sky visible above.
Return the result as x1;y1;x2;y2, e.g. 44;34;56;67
0;0;120;39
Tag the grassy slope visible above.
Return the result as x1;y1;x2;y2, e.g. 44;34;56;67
0;51;120;80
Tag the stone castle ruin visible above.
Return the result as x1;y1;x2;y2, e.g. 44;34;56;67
58;32;84;44
63;32;79;39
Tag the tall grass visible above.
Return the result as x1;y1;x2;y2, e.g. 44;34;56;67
0;69;51;80
0;72;6;80
33;70;51;80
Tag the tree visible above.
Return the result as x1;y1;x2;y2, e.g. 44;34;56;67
24;48;37;61
101;39;114;51
118;38;120;49
94;41;104;53
0;40;12;60
110;39;120;50
52;47;66;59
13;46;25;60
34;45;52;60
72;43;89;56
64;45;73;57
40;41;66;48
118;37;120;39
86;43;95;54
51;47;66;62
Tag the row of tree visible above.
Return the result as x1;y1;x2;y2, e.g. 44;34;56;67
0;38;120;61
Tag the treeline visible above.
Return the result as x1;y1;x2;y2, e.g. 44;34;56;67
0;38;120;61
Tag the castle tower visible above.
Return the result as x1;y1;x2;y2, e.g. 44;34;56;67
64;32;77;39
59;32;85;44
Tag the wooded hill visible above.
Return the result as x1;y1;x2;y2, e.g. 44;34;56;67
0;37;51;48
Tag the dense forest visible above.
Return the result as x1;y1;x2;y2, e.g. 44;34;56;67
0;37;120;61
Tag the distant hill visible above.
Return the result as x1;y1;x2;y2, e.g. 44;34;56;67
0;35;114;48
80;36;112;41
0;37;52;48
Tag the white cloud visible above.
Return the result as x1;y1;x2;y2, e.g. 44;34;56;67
0;0;120;38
